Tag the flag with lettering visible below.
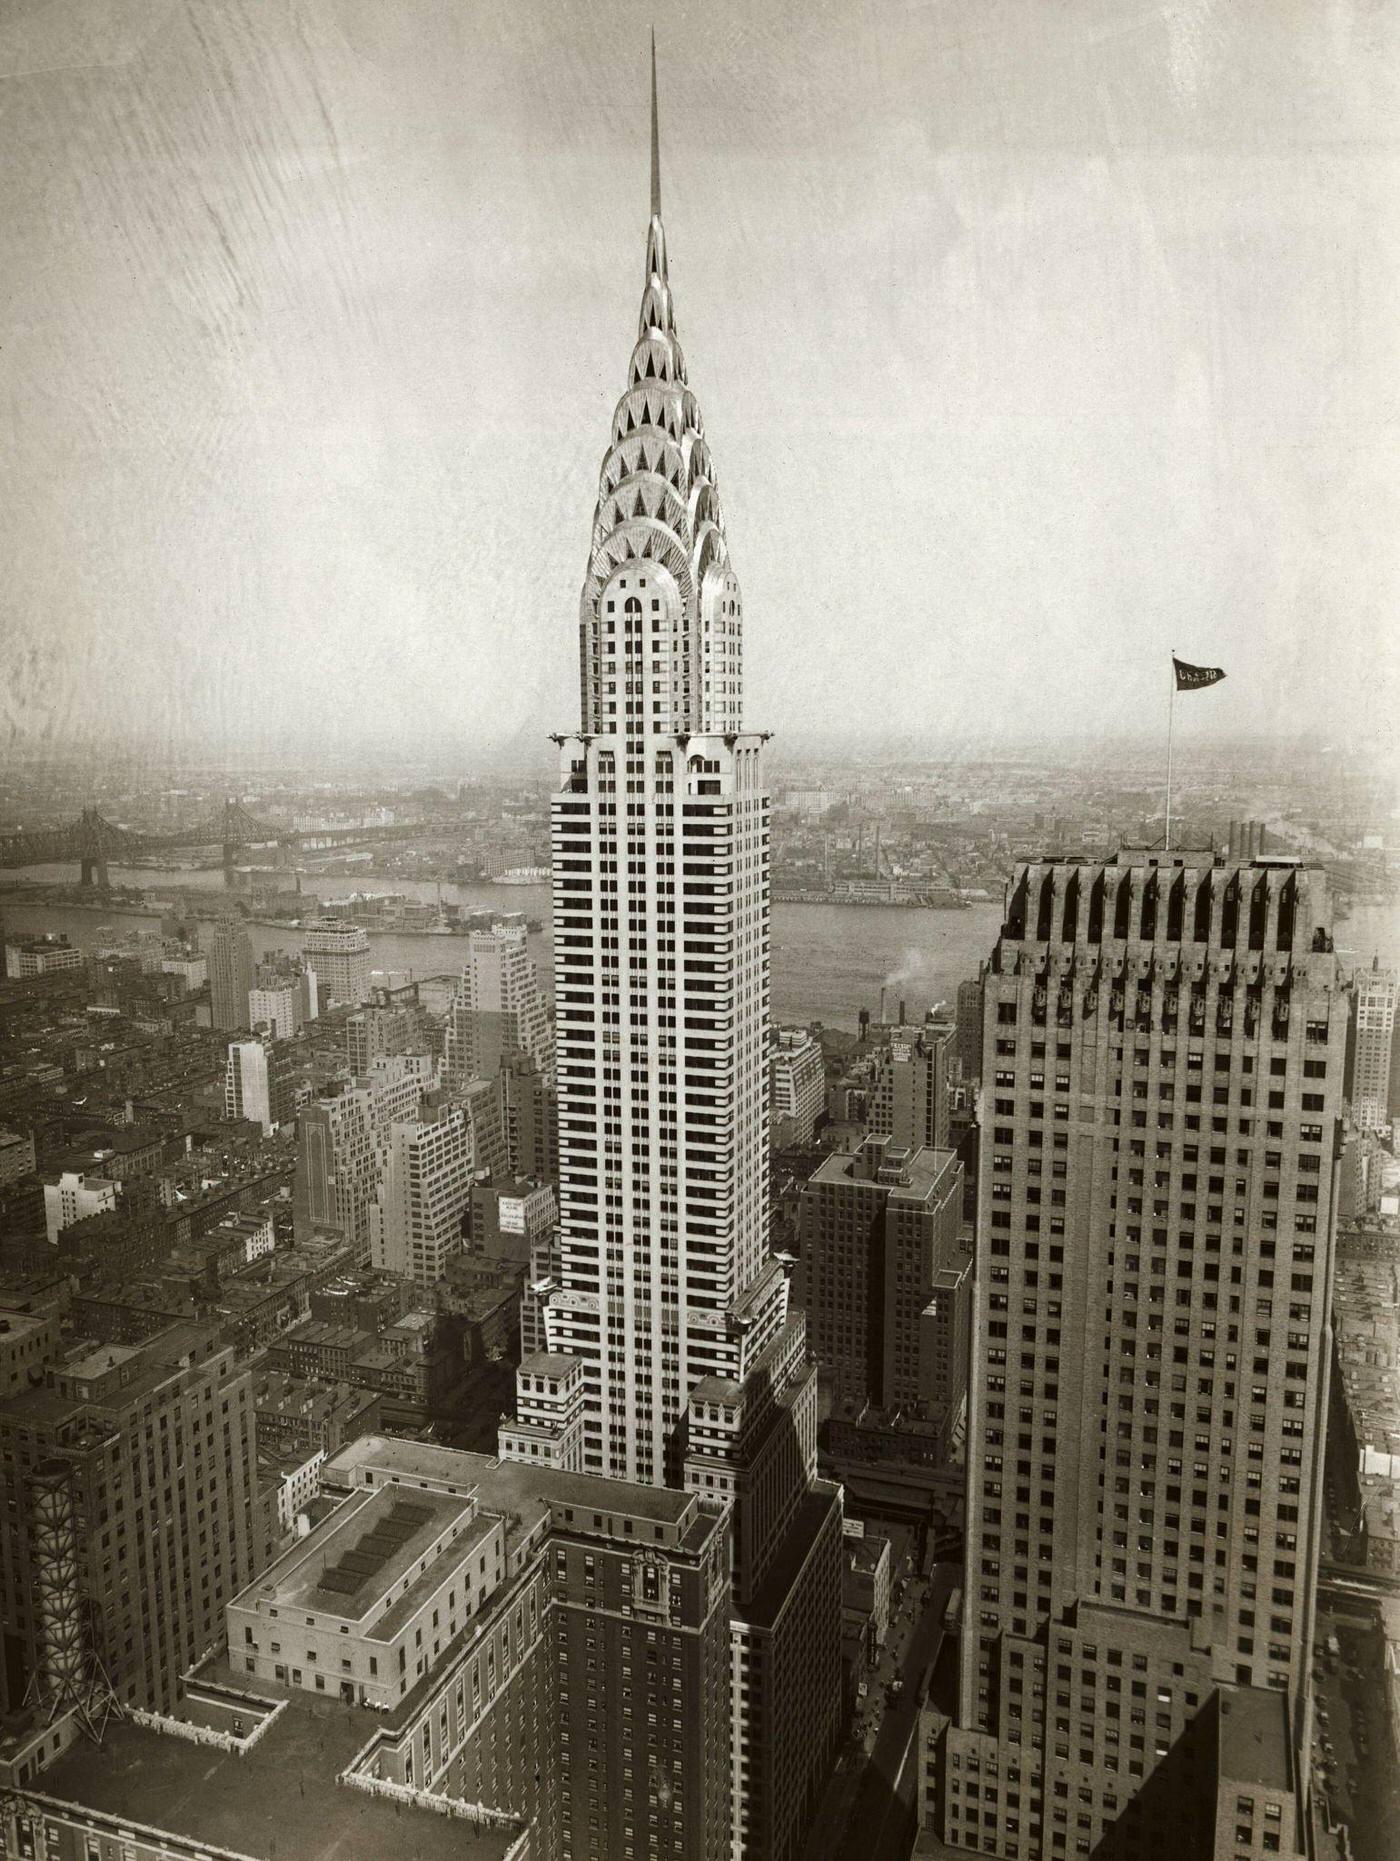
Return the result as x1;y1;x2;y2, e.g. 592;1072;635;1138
1173;656;1226;691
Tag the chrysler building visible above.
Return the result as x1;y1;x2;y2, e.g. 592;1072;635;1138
511;42;788;1489
499;50;843;1860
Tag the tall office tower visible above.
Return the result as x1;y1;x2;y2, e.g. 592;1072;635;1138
294;1054;438;1257
225;1035;292;1135
497;1048;559;1181
682;1312;844;1861
248;977;301;1040
252;952;318;1023
1349;960;1397;1132
958;966;987;1084
524;51;783;1492
208;914;254;1031
940;850;1347;1861
797;1132;967;1423
0;1330;255;1720
868;1023;952;1152
301;919;371;1008
346;997;417;1076
371;1101;478;1287
445;920;553;1089
770;1027;825;1146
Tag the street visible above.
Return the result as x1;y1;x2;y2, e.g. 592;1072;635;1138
807;1560;961;1861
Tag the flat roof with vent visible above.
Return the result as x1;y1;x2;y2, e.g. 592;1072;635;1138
245;1483;477;1624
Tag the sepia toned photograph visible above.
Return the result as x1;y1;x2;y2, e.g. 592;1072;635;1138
0;4;1395;1859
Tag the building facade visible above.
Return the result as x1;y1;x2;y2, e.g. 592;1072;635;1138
207;916;254;1031
1349;961;1397;1133
346;997;419;1076
302;920;371;1009
225;1036;292;1135
797;1134;966;1417
497;1048;559;1183
939;850;1346;1860
445;920;554;1090
4;936;84;978
0;1129;36;1188
248;979;301;1041
770;1028;824;1147
867;1024;951;1154
294;1055;438;1257
521;61;781;1493
370;1102;477;1287
42;1172;118;1245
957;968;987;1085
0;1331;257;1719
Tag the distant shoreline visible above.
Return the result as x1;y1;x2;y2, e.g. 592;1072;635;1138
774;892;976;909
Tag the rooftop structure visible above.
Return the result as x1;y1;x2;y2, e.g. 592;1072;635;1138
27;1679;518;1861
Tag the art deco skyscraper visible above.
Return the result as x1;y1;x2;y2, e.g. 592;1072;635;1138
446;921;553;1082
526;50;785;1489
499;55;844;1860
207;914;253;1031
1349;960;1397;1132
939;849;1347;1861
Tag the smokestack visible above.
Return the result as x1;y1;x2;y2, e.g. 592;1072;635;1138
879;987;888;1025
858;1008;870;1040
899;997;906;1025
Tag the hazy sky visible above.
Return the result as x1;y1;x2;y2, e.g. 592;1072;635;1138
2;0;1396;766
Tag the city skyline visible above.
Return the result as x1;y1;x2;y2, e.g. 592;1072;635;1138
2;0;1396;762
0;14;1397;1861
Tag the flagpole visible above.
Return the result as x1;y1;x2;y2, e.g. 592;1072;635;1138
1165;652;1175;853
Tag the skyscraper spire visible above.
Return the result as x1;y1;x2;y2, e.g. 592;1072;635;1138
650;28;662;221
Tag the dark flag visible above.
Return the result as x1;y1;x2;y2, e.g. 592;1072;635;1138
1173;656;1226;691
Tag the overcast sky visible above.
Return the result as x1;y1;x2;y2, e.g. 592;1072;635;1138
2;0;1396;766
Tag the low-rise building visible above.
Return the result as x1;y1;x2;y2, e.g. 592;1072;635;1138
42;1170;118;1245
4;935;83;978
0;1129;36;1187
251;1370;383;1458
208;1209;276;1266
0;1309;58;1397
842;1526;892;1661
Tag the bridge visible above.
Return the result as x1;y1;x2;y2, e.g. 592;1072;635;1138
0;801;437;889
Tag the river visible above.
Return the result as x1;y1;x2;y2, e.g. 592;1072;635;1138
3;866;1397;1033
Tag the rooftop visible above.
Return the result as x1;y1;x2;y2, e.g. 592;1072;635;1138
1216;1683;1291;1792
847;1534;890;1575
245;1483;477;1625
740;1481;842;1630
518;1351;582;1379
327;1435;712;1548
59;1341;143;1381
809;1141;960;1205
36;1678;516;1861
